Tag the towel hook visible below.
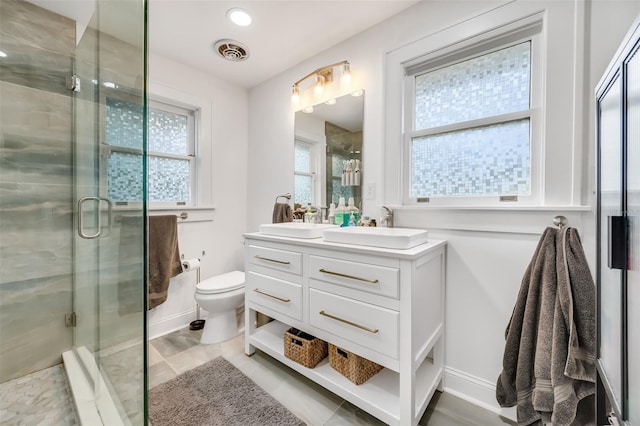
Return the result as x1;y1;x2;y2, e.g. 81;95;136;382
553;215;567;229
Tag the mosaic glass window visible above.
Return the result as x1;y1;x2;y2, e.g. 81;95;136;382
410;41;532;198
294;142;314;205
295;143;311;173
294;174;312;205
106;98;195;203
411;119;530;197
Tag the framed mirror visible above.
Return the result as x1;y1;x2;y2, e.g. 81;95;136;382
294;91;364;214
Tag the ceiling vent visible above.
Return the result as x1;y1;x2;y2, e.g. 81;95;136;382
213;39;249;62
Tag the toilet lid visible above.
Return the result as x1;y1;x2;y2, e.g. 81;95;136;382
196;271;245;294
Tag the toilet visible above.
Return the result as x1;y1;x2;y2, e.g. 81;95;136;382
194;270;245;344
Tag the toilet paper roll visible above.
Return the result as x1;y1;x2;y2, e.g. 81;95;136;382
182;258;201;271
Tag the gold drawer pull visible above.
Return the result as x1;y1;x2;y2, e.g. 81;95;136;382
253;288;290;303
318;268;379;284
254;255;291;265
319;310;379;334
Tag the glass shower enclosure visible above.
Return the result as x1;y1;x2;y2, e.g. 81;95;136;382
0;0;147;424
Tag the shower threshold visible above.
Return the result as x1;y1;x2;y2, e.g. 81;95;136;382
62;347;124;426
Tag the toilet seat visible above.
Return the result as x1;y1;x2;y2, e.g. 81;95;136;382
195;271;245;294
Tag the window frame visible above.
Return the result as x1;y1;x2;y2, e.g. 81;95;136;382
102;94;199;208
294;138;318;207
401;20;544;206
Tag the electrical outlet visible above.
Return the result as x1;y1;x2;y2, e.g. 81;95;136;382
365;183;375;200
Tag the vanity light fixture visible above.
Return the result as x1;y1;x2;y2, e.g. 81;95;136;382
227;8;252;26
291;60;351;104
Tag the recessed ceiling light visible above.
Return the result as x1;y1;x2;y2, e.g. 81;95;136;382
0;51;7;58
227;8;251;27
350;90;364;97
325;98;337;105
302;106;314;113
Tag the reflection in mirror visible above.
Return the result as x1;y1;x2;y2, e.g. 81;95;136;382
294;91;364;216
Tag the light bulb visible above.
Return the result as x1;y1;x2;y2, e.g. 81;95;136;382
314;75;324;96
341;63;351;86
291;85;300;104
227;8;252;26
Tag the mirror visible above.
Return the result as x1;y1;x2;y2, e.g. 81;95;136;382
294;91;364;214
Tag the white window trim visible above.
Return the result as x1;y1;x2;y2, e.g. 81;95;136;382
147;99;197;208
401;15;545;207
295;129;326;208
148;82;213;210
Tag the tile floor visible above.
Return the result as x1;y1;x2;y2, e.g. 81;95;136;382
0;364;79;425
149;327;517;426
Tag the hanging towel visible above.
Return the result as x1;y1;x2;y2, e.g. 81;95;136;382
496;227;596;426
148;215;183;309
272;202;293;223
118;215;145;315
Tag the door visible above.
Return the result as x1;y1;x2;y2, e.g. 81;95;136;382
596;16;640;426
72;0;147;423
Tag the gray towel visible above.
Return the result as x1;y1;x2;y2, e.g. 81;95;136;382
148;215;183;309
118;215;145;315
496;227;596;426
272;202;293;223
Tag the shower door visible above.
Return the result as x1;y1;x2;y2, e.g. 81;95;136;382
72;0;147;423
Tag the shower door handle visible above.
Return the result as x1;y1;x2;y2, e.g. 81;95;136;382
98;197;113;238
77;196;102;239
78;197;113;239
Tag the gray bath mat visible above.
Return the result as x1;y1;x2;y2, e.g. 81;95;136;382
149;357;305;426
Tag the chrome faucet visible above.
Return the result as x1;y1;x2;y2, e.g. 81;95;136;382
380;206;394;228
304;206;323;224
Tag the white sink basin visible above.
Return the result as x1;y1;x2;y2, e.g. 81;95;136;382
322;226;428;249
259;222;337;239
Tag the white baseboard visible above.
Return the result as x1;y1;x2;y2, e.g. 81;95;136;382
148;308;200;340
443;366;517;422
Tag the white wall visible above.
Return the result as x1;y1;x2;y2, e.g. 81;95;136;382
247;0;640;417
147;53;248;338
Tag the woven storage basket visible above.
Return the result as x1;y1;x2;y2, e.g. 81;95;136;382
283;328;328;368
328;343;383;385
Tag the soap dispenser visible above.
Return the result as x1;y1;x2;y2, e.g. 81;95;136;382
335;197;347;226
328;203;336;225
347;197;359;224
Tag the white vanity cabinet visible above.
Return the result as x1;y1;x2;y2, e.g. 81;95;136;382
244;233;446;426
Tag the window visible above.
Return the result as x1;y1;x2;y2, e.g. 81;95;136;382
105;98;196;206
404;24;541;204
294;140;315;206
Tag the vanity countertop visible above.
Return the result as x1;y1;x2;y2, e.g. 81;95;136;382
243;231;445;260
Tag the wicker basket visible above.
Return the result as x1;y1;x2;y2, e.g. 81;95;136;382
328;343;383;385
283;328;328;368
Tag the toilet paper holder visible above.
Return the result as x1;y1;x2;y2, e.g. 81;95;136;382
183;258;205;331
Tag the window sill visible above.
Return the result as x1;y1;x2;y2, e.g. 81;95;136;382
149;206;215;223
387;204;592;235
390;204;591;212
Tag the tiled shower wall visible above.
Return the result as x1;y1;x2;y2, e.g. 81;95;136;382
0;0;76;383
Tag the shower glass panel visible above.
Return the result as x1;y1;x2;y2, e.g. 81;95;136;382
598;75;623;412
0;0;146;423
73;0;147;423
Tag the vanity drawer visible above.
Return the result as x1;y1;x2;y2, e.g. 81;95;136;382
309;255;399;299
309;289;398;359
246;271;302;321
248;245;302;276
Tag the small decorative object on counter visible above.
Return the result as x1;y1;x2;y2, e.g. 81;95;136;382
284;328;328;368
328;343;383;385
368;218;376;227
